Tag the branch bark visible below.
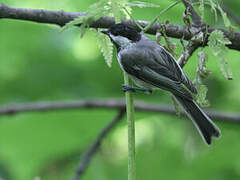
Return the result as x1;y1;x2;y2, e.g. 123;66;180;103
73;110;125;180
0;99;239;123
177;41;200;67
1;4;240;51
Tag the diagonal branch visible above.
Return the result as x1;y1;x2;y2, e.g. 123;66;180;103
177;41;200;67
0;99;239;123
72;109;125;180
0;4;240;51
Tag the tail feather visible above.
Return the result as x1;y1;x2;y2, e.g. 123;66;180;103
174;95;221;145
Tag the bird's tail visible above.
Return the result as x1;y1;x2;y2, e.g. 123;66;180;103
174;95;221;145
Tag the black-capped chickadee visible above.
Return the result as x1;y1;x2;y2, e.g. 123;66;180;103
101;23;221;145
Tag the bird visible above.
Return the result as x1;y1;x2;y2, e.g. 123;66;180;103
101;23;221;145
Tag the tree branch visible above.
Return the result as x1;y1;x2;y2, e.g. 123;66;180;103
177;40;200;67
177;0;205;67
73;110;125;180
0;99;239;123
0;4;240;51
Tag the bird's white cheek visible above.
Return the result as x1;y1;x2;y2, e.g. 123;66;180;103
109;34;131;47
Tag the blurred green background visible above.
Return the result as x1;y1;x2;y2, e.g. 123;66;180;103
1;0;240;179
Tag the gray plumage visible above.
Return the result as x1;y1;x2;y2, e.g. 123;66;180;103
102;23;221;145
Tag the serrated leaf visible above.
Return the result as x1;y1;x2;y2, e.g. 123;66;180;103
126;1;160;8
193;51;211;107
217;4;235;31
195;84;210;107
61;16;85;32
61;0;109;36
208;30;232;80
197;51;211;78
94;30;113;67
218;5;231;28
109;0;122;23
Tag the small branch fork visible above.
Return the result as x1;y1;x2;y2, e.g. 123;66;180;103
73;109;125;180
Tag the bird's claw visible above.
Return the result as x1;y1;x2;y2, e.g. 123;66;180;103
122;84;152;94
122;84;136;93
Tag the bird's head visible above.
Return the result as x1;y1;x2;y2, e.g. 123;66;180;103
101;23;141;49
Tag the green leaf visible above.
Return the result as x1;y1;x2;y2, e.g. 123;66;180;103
208;30;232;80
193;51;211;107
197;50;211;79
196;84;210;107
121;5;132;19
94;30;113;67
60;16;85;32
61;0;110;36
208;0;218;22
199;0;204;19
109;0;122;23
217;4;233;29
126;1;160;8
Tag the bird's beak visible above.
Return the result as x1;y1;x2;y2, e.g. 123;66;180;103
101;30;109;35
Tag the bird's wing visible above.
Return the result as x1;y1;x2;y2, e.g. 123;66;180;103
119;46;193;99
119;42;197;94
152;45;197;94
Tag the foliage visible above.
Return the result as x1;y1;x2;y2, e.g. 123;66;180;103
194;0;234;31
208;30;232;80
61;0;160;67
217;4;235;31
61;0;110;36
199;0;204;19
1;0;240;180
193;50;211;107
93;29;113;67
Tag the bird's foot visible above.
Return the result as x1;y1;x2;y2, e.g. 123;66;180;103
122;84;152;94
122;85;136;92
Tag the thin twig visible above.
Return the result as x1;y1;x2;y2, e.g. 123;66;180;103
0;4;240;51
0;99;239;123
73;109;125;180
143;0;181;32
181;0;203;26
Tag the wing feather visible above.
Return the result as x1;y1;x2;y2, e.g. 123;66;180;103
118;40;197;96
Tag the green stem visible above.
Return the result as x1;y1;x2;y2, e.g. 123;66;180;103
143;0;181;32
123;7;143;31
123;72;136;180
